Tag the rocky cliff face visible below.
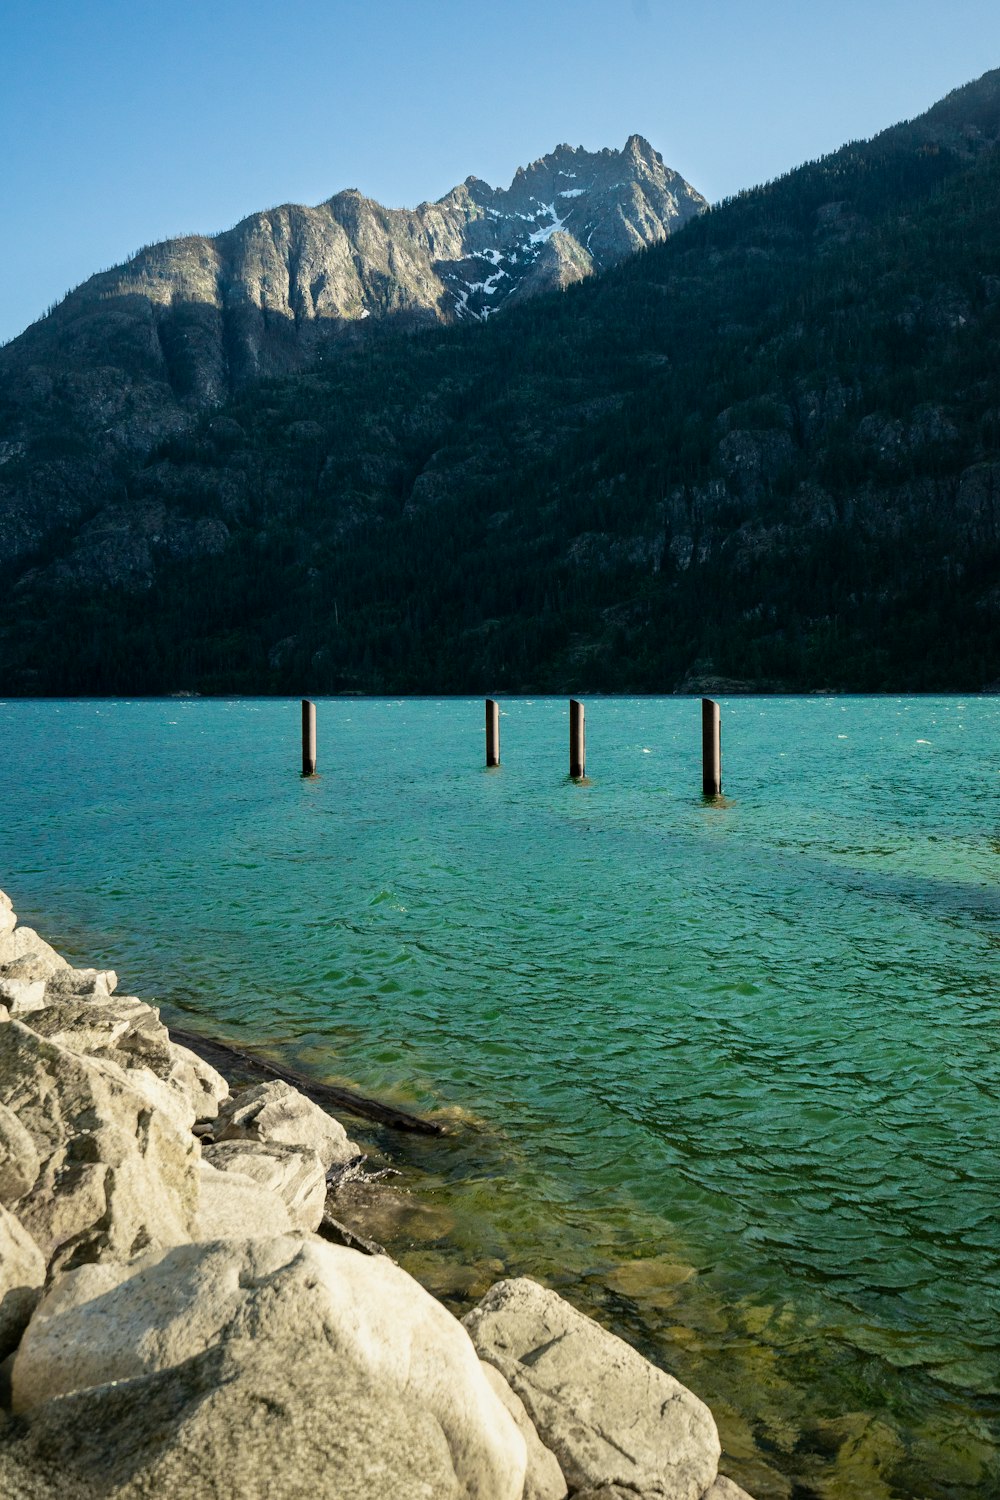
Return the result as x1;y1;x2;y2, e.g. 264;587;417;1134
0;137;704;416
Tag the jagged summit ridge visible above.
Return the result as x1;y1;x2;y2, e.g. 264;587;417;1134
435;135;703;321
0;136;704;416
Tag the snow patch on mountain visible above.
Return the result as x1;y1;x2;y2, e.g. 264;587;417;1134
528;204;568;245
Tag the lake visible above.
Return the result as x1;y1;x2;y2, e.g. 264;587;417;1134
1;696;997;1499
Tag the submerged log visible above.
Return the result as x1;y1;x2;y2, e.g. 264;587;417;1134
170;1027;447;1137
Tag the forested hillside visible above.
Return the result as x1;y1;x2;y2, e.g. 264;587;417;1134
2;70;998;694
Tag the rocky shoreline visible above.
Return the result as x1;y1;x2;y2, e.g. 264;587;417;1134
0;887;751;1500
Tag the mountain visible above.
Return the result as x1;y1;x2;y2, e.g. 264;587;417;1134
0;137;703;437
1;71;999;694
0;137;703;578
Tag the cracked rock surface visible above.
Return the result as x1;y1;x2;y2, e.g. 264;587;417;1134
465;1277;721;1500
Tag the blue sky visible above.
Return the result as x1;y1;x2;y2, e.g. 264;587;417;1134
3;0;999;344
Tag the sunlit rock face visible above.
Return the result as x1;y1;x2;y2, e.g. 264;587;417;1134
0;136;704;411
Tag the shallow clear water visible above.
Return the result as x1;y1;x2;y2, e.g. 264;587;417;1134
1;696;998;1499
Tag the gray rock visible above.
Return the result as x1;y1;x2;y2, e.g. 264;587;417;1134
0;1100;40;1205
192;1159;293;1239
164;1039;228;1122
0;1203;45;1360
573;1482;754;1500
203;1140;326;1232
0;1338;463;1500
480;1359;567;1500
22;992;227;1131
40;967;118;999
215;1079;358;1168
0;1020;199;1271
0;927;70;983
703;1478;755;1500
571;1490;646;1500
0;978;47;1015
12;1235;527;1499
23;993;158;1059
464;1278;721;1500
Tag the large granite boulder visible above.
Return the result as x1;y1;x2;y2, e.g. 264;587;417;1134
464;1278;721;1500
0;1203;45;1360
480;1359;567;1500
0;1099;40;1205
192;1159;293;1239
203;1140;327;1232
215;1079;358;1168
0;1338;464;1500
12;1235;527;1499
0;1020;199;1271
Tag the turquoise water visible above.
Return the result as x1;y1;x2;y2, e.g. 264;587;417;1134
1;696;997;1499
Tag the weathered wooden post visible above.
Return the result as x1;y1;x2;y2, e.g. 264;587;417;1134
702;697;721;796
485;699;500;767
570;698;585;780
301;699;317;777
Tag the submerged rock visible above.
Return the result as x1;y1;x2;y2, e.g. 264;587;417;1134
465;1277;721;1500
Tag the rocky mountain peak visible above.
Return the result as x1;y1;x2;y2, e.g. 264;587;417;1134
0;135;705;448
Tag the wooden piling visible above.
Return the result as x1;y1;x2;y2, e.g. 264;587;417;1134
570;699;585;780
485;699;500;767
301;699;317;777
701;697;721;796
